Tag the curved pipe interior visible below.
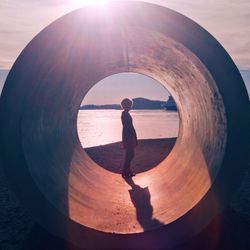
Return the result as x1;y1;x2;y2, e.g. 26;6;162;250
19;10;227;233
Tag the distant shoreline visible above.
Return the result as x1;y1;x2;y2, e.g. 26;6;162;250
79;108;178;111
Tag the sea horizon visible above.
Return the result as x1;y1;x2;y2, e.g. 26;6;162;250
77;109;179;148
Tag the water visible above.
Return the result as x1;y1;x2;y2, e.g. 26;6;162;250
77;110;179;148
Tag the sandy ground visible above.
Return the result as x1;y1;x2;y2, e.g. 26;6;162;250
0;167;34;250
84;138;177;174
0;138;250;249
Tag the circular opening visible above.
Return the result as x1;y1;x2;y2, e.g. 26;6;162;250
77;72;180;174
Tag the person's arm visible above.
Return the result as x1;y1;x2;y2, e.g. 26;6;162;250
121;112;126;127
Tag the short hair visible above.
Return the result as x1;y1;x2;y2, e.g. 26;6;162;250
121;98;133;110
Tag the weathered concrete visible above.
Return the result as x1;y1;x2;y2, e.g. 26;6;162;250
0;1;249;249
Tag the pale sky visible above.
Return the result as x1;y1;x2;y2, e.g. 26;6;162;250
82;73;169;105
1;0;250;70
0;0;249;103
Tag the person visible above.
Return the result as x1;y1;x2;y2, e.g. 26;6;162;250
120;98;138;178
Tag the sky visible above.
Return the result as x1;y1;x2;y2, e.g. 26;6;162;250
82;73;169;105
0;0;249;104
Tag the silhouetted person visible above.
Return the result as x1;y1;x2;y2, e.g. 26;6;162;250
121;98;138;178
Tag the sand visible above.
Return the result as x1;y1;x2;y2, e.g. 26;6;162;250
84;138;177;174
0;166;34;250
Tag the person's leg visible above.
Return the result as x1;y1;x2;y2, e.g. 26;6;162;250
122;148;135;177
122;149;131;175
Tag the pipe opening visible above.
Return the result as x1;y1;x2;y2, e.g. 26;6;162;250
77;72;180;174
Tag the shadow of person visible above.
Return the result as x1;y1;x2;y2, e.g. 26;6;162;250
124;177;164;231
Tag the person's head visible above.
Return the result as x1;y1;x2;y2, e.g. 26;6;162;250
121;98;133;111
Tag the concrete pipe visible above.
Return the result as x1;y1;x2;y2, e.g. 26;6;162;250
0;1;249;249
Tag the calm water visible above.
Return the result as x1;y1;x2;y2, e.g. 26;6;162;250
77;110;179;148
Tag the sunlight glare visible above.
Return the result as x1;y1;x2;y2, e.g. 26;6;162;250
72;0;110;8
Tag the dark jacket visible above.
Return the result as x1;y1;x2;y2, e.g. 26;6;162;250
121;110;138;149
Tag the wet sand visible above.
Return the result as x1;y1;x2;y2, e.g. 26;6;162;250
84;138;177;174
0;138;250;249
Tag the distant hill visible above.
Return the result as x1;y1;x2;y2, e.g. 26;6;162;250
80;104;121;110
79;97;166;110
132;97;166;109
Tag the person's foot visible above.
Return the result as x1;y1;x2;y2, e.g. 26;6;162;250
122;171;136;178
